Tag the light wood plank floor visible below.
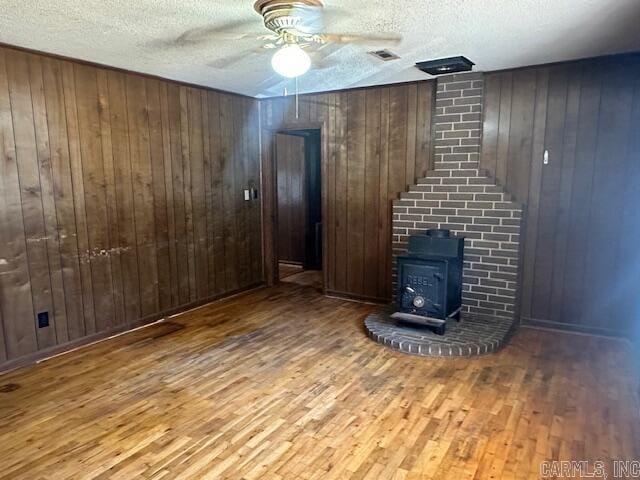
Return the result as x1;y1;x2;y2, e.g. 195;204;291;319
0;280;638;479
278;263;303;280
281;270;323;291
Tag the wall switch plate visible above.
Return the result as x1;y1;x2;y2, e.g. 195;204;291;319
37;311;49;328
243;189;250;201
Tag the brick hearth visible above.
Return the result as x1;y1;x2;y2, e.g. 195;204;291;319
365;311;513;357
392;73;524;321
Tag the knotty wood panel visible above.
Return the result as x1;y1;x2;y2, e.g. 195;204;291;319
481;54;640;336
276;133;306;264
0;45;262;370
261;81;435;301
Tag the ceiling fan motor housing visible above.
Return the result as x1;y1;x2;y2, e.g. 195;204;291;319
254;0;324;36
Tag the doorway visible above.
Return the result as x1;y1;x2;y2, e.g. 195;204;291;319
275;129;322;290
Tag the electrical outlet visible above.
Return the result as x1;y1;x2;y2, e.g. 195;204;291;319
37;311;49;328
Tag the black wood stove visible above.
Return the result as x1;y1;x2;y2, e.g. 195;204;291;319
392;229;464;335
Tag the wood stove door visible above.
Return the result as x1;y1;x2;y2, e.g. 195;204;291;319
398;259;447;318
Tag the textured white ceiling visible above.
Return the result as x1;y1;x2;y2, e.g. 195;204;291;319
1;0;639;98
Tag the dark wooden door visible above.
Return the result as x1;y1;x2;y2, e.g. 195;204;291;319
276;133;306;264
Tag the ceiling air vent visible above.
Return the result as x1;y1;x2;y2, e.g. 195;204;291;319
369;49;400;61
415;56;475;75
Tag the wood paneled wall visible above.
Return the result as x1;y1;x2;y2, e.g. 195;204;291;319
0;46;262;369
276;133;306;264
261;81;435;301
481;54;640;336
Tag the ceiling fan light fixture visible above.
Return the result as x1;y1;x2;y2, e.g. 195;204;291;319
271;44;311;78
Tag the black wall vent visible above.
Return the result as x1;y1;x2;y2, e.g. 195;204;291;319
368;49;400;61
415;56;475;75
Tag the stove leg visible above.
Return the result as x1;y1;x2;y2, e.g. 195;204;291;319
433;324;446;336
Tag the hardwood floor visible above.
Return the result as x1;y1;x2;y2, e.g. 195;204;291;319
278;262;304;280
280;270;323;291
0;280;638;479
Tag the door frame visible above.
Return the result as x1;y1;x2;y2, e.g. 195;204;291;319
260;121;327;290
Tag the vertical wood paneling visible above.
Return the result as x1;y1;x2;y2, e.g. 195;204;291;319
549;67;582;324
7;51;57;350
346;91;366;295
186;88;208;299
262;81;436;301
531;66;569;322
481;55;640;336
178;87;196;302
363;90;381;296
561;64;602;327
495;72;513;186
618;67;640;335
75;64;115;333
126;74;159;317
166;83;190;305
378;88;392;299
107;70;141;325
96;70;126;328
61;60;95;336
201;90;215;294
219;94;239;292
505;70;536;202
405;84;418;187
207;91;227;293
247;101;262;283
28;54;70;345
480;74;501;174
334;92;348;293
41;57;85;341
519;67;549;321
415;82;433;179
260;124;277;287
159;82;179;306
582;60;635;331
233;97;250;288
324;94;337;289
0;49;38;358
0;45;262;369
146;79;172;312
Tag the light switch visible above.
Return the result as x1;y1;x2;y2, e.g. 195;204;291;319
244;189;250;201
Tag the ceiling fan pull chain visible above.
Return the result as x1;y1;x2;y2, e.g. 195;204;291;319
295;76;299;119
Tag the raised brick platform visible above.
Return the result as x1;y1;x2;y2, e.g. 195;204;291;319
365;312;513;357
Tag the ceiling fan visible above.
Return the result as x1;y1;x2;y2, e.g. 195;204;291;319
171;0;402;78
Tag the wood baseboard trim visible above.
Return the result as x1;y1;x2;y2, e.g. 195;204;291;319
520;316;628;340
324;289;391;306
0;282;265;375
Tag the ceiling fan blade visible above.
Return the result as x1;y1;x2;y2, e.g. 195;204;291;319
286;5;351;35
320;33;402;46
207;47;271;70
169;16;270;46
307;44;343;70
